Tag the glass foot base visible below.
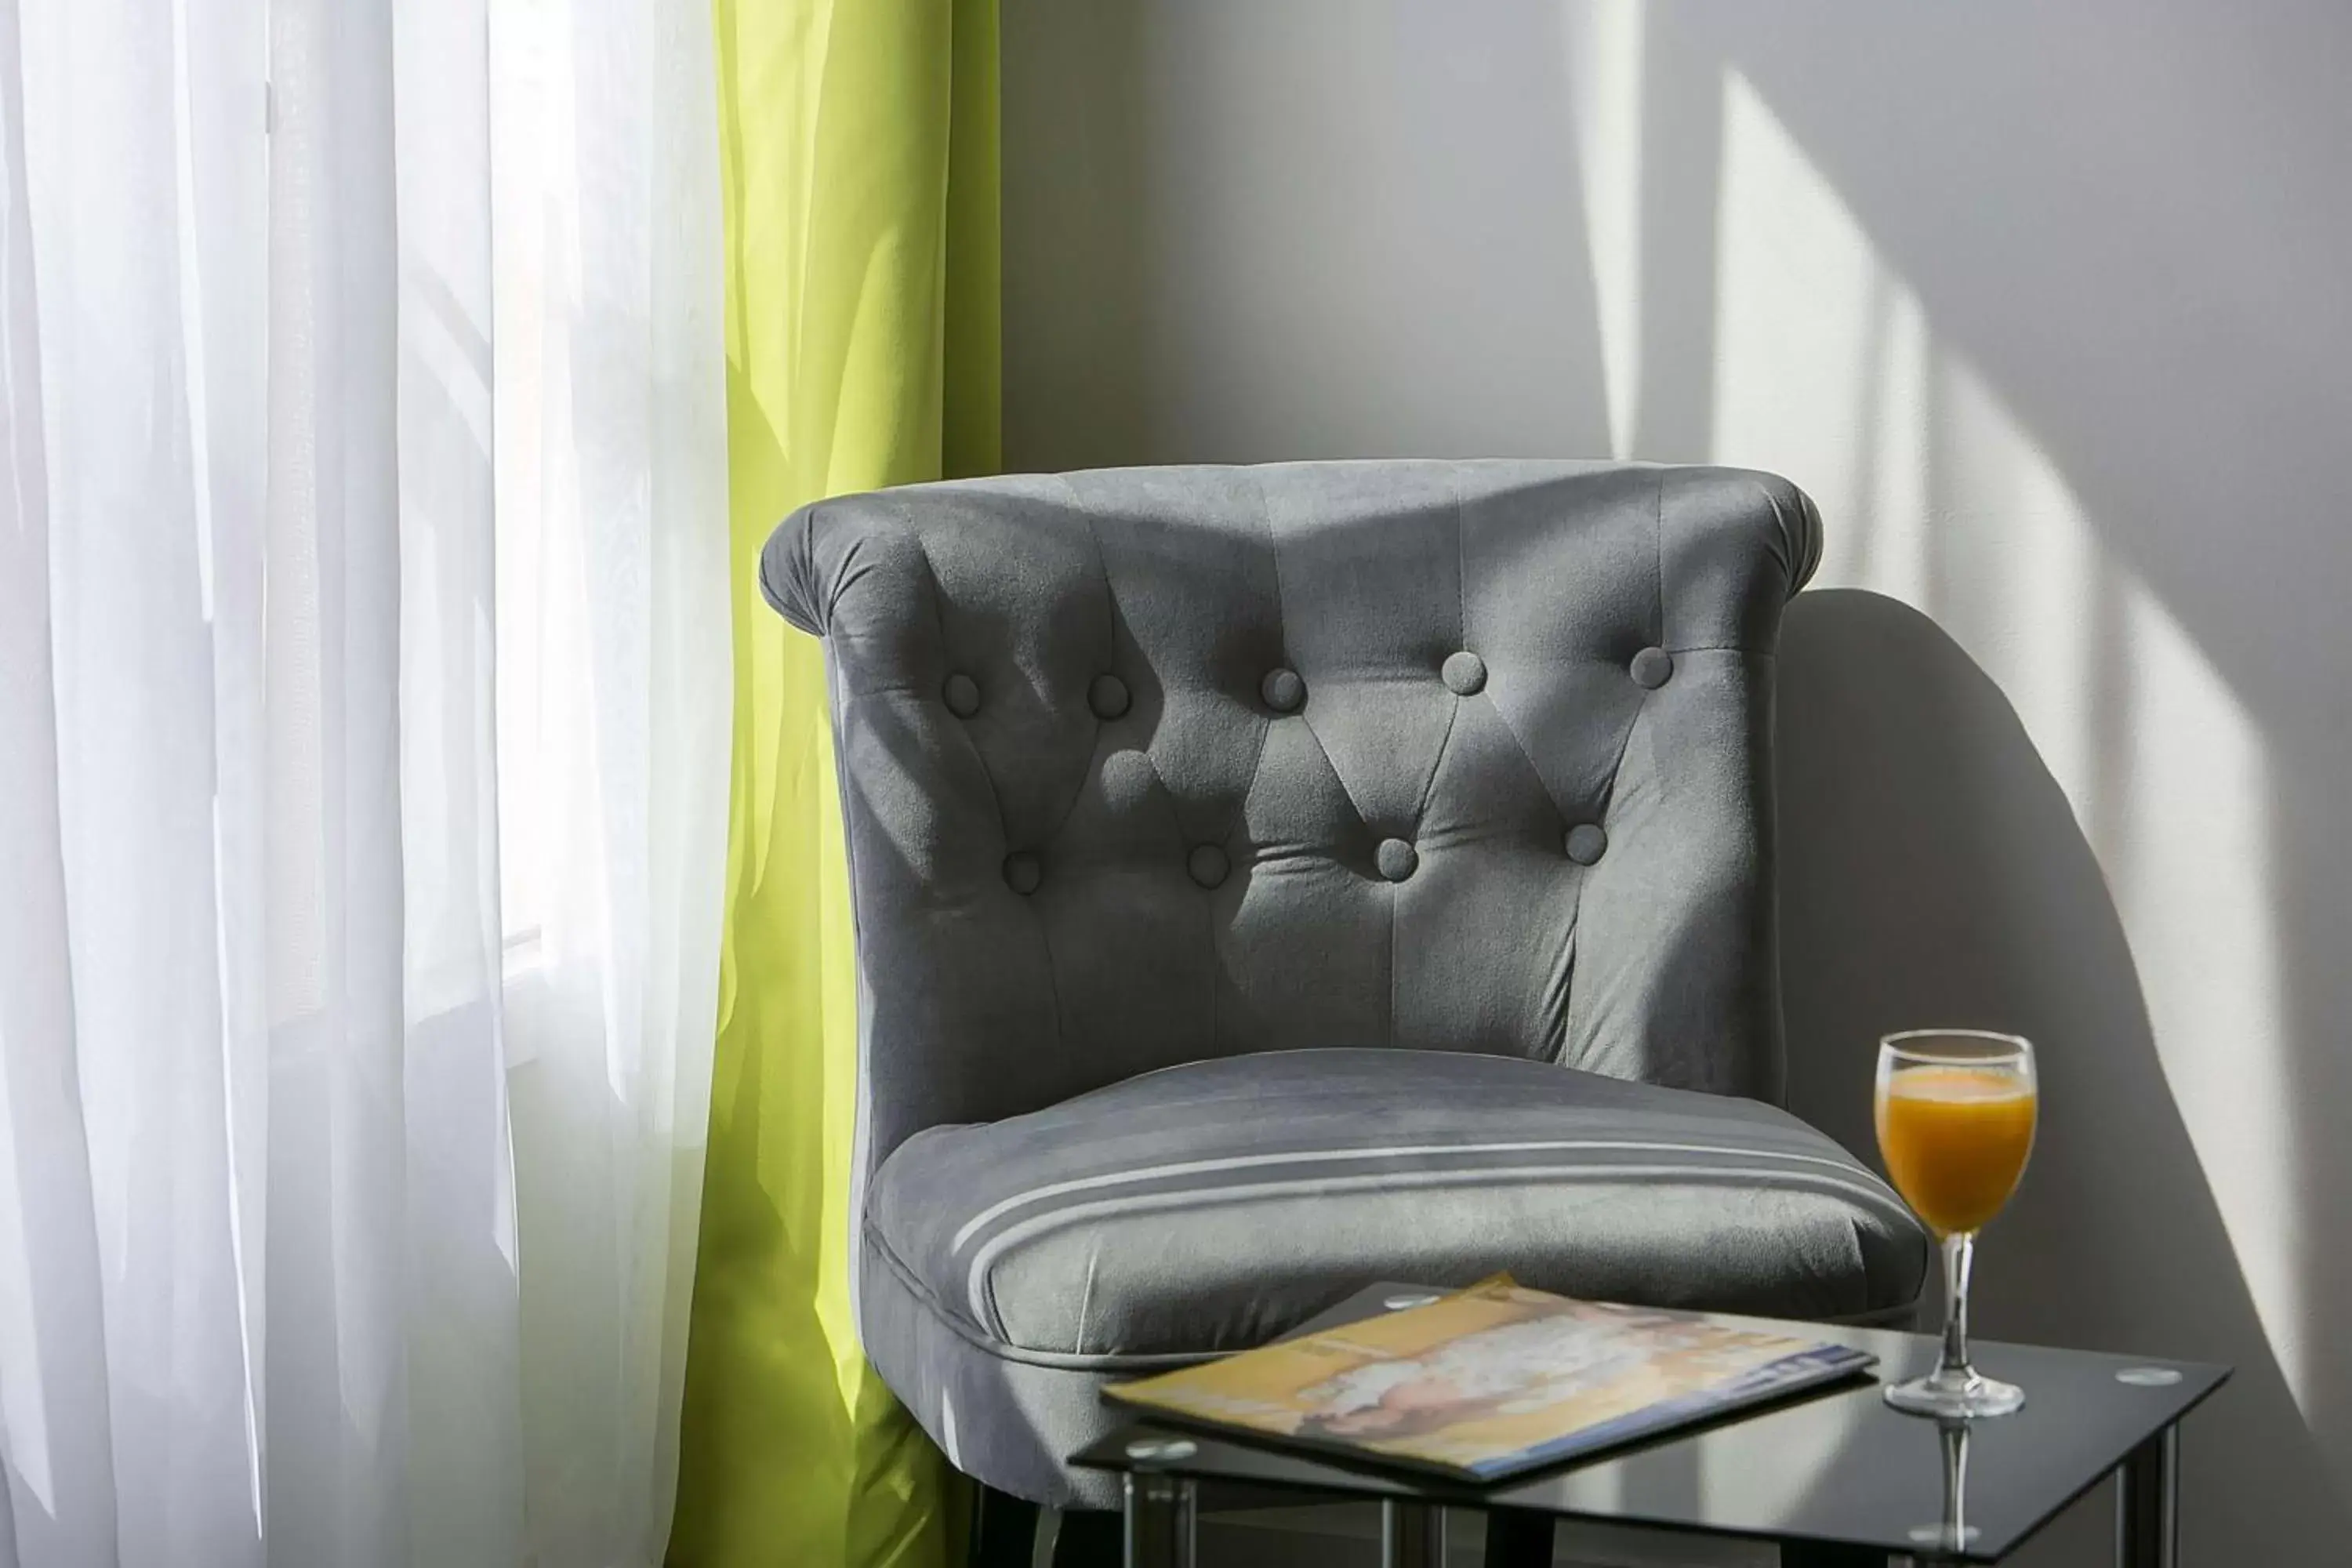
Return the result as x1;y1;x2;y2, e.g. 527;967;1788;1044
1907;1523;1983;1549
1884;1368;2025;1418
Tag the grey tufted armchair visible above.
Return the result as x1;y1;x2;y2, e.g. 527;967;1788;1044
762;461;1929;1531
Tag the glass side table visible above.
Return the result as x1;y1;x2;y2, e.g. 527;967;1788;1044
1072;1283;2224;1567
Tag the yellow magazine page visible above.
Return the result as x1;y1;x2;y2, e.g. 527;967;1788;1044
1106;1279;1873;1480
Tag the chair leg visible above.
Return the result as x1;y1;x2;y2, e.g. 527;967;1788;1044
1483;1505;1554;1568
969;1484;1040;1568
1047;1508;1125;1568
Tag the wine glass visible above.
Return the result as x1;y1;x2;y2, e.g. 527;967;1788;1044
1874;1029;2038;1417
1907;1420;1980;1554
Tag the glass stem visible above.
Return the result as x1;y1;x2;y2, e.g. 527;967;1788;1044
1939;1231;1976;1381
1940;1419;1969;1541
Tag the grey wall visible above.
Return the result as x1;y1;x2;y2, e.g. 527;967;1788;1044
1004;2;2352;1559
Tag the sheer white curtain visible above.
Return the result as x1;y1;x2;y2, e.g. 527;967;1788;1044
0;0;728;1563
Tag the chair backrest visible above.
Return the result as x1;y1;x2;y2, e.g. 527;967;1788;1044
764;461;1820;1173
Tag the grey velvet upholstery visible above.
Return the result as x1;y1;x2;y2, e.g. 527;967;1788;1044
762;460;1929;1509
865;1048;1921;1504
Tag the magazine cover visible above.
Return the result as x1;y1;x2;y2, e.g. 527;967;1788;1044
1105;1278;1875;1481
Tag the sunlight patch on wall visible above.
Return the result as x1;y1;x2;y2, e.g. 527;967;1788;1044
1709;74;1884;558
1567;0;1646;458
2105;584;2299;1392
1706;67;2308;1406
1921;353;2101;807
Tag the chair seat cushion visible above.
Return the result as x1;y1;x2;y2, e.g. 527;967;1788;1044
866;1048;1928;1377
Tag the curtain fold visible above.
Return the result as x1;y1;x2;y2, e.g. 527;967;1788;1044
669;1;999;1564
0;0;730;1563
488;2;731;1562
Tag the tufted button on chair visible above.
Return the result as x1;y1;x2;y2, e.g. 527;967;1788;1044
761;460;1929;1529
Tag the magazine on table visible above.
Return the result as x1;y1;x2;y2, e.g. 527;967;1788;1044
1105;1277;1875;1482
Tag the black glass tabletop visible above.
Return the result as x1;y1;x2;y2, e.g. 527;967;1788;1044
1069;1283;2226;1564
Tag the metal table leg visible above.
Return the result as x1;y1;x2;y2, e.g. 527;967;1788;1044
2118;1424;2179;1568
1122;1471;1196;1568
1482;1504;1554;1568
969;1486;1040;1568
1381;1500;1445;1568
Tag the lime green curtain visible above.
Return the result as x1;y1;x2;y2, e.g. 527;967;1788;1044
669;2;999;1564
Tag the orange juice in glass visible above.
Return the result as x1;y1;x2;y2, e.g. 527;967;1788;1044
1875;1029;2037;1417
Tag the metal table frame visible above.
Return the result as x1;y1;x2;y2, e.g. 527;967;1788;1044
1120;1420;2177;1566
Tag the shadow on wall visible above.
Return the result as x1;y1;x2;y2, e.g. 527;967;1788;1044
1775;590;2340;1565
1598;5;2352;1553
1002;0;1613;465
1673;0;2352;1489
999;0;2352;1555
